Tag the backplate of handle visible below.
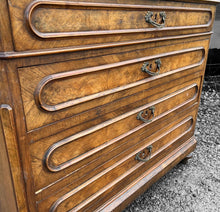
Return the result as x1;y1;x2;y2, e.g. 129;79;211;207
145;11;166;28
137;106;155;123
141;59;161;76
135;145;153;162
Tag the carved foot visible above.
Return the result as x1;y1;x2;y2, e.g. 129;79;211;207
180;154;193;165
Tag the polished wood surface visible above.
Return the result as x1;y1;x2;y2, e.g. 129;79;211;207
0;0;219;211
0;105;28;212
0;107;18;212
19;38;208;132
7;0;216;51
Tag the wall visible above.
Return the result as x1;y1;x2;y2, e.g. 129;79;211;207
210;4;220;49
205;4;220;91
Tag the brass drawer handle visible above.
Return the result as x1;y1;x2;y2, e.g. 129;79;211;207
145;11;166;28
135;145;153;162
137;106;155;123
141;59;161;76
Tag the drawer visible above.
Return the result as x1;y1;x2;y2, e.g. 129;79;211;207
18;39;208;133
8;0;215;51
30;77;201;201
35;104;198;211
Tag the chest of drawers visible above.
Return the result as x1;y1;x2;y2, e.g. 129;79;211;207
0;0;219;211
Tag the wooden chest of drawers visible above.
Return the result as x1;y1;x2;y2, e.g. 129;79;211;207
0;0;219;211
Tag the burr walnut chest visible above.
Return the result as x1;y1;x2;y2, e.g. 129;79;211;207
0;0;219;211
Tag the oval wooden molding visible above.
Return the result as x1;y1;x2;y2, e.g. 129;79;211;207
34;47;205;112
48;115;194;212
44;83;198;173
25;1;212;39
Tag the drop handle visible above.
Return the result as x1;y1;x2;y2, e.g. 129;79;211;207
135;145;153;162
145;11;166;28
141;59;161;76
137;106;155;123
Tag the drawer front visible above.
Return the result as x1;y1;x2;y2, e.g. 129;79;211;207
8;0;215;51
30;76;201;202
18;39;208;133
35;104;198;211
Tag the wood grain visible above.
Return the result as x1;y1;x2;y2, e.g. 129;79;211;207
28;72;203;143
0;0;14;52
40;114;195;211
0;32;212;59
98;136;197;212
45;83;198;172
0;106;18;212
33;102;198;203
34;47;204;112
18;38;208;131
0;1;217;211
30;78;200;199
25;1;212;38
6;0;216;51
0;105;28;212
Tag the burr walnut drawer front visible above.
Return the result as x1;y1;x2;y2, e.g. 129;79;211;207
33;104;199;212
30;76;201;207
18;39;208;135
7;0;215;51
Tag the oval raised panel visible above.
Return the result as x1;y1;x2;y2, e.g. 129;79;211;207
47;115;194;212
26;1;212;39
44;83;198;172
34;47;204;112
